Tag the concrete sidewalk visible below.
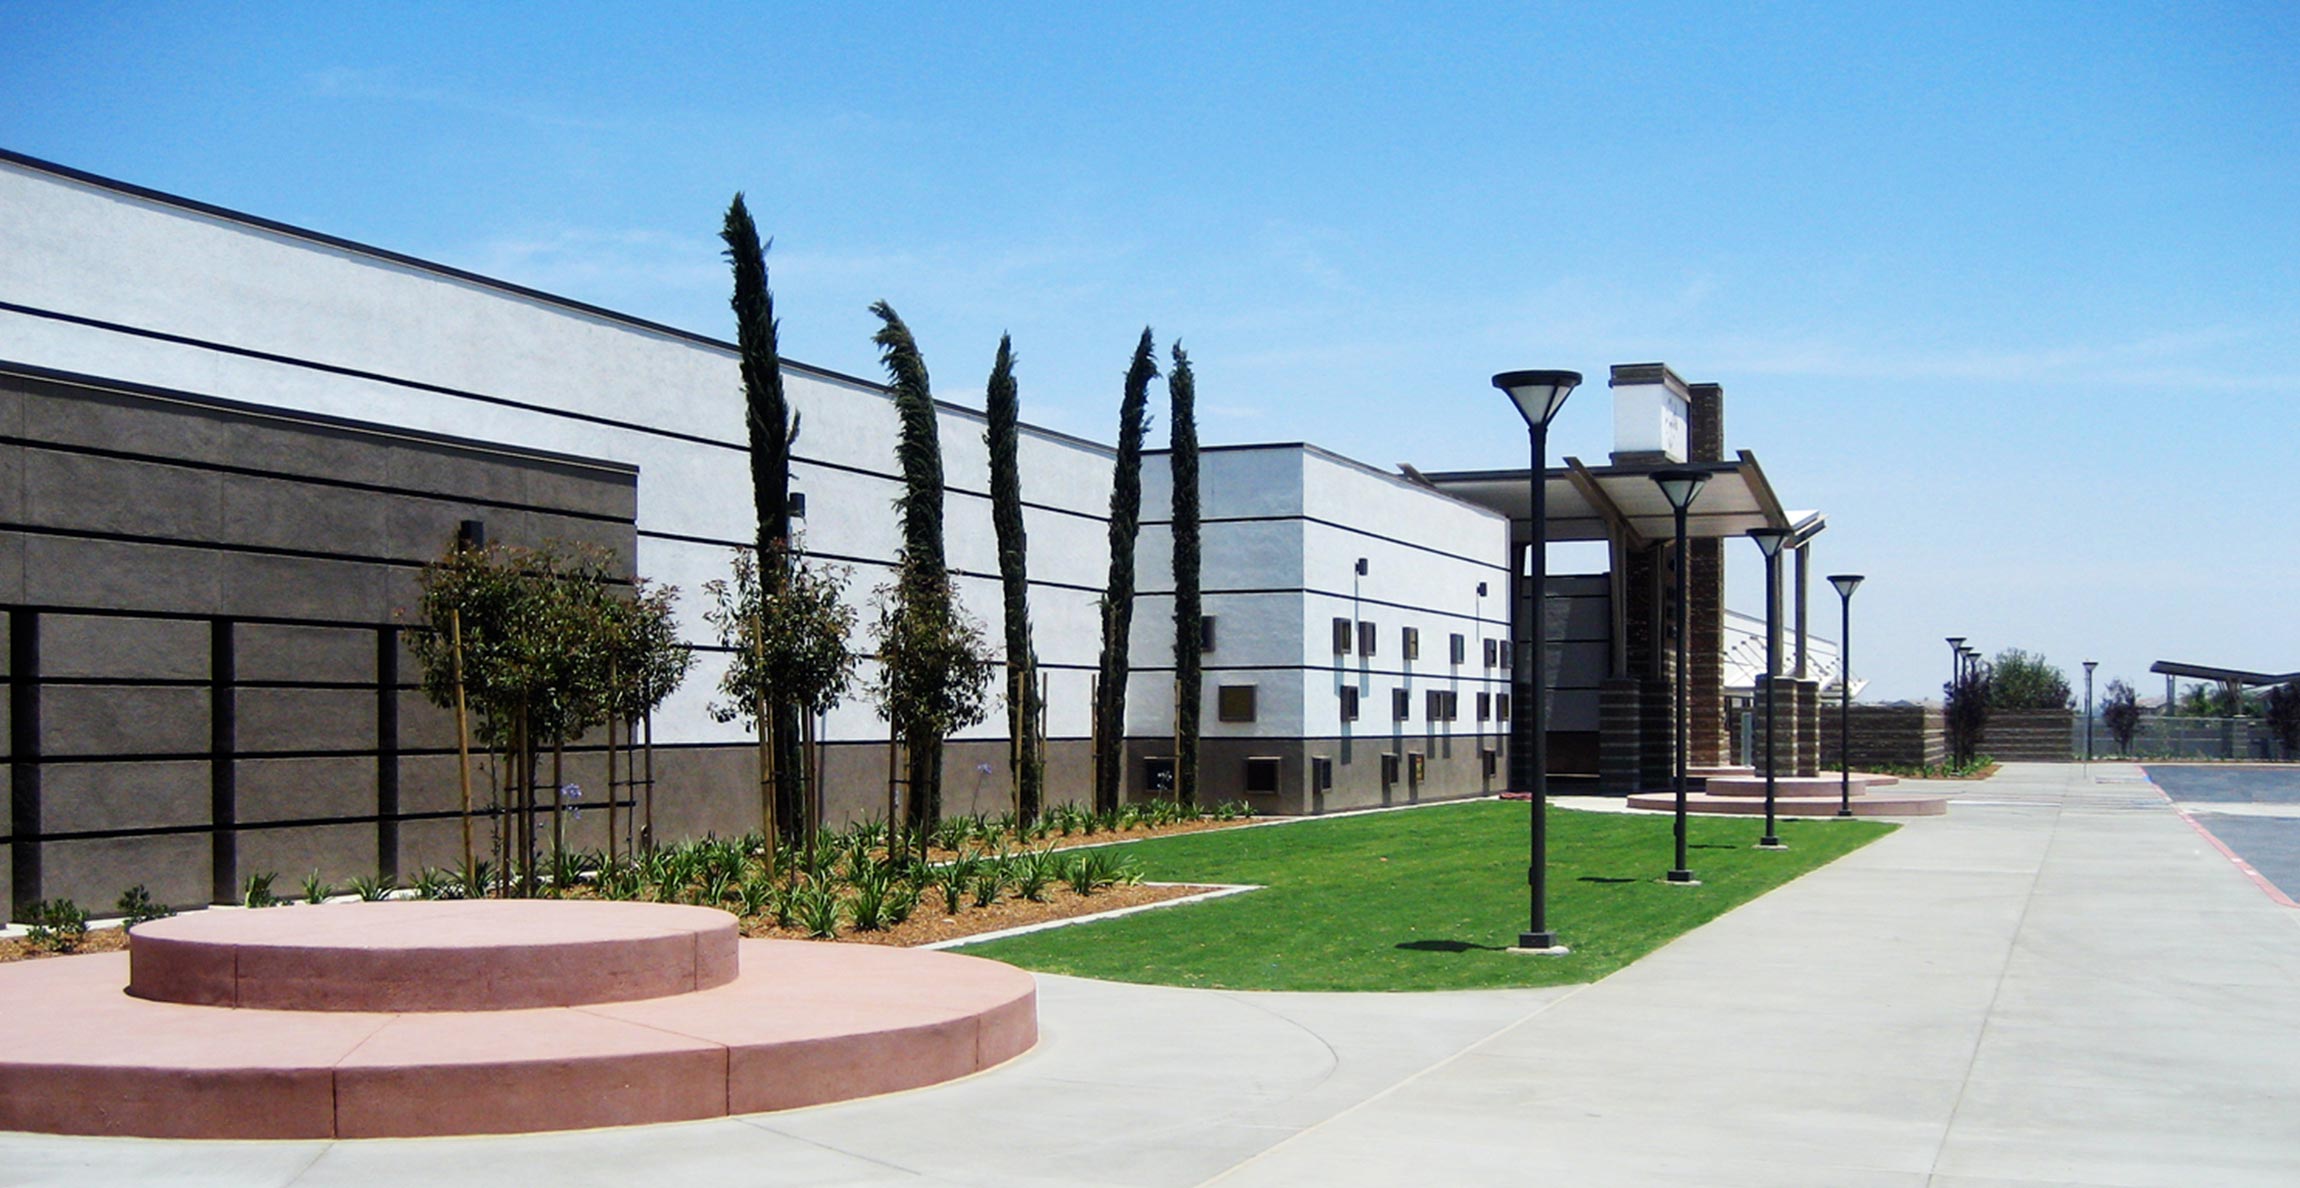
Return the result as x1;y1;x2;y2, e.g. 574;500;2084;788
3;763;2294;1186
1209;762;2300;1187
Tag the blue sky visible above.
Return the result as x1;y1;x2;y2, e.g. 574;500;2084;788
5;2;2296;701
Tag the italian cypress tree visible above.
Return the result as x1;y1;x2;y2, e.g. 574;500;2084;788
1169;343;1201;807
872;300;952;829
1093;329;1159;813
984;335;1044;822
720;194;806;843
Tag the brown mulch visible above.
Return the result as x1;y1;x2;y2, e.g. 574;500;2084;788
0;927;131;963
741;882;1223;948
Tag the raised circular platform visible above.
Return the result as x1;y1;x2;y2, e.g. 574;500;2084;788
0;903;1036;1139
1625;775;1955;818
129;900;740;1011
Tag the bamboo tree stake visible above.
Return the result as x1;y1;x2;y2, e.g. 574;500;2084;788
606;658;618;867
550;736;565;876
753;615;777;870
642;709;656;853
450;609;475;877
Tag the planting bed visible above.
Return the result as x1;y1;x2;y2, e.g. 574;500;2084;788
0;900;1037;1139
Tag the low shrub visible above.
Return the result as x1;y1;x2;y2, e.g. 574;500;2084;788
24;898;88;952
115;884;174;927
348;873;396;902
301;871;334;905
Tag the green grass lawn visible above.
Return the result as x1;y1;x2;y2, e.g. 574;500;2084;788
962;801;1894;991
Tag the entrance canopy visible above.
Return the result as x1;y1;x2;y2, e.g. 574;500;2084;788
1418;450;1821;548
2149;661;2300;687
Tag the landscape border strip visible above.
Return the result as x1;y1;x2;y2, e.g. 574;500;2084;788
919;883;1263;951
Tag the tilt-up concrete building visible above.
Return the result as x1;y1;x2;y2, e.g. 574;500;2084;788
0;148;1837;913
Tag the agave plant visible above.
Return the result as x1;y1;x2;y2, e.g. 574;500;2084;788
242;871;282;908
849;867;896;932
301;870;334;905
1014;848;1058;902
736;875;776;919
347;873;396;902
792;883;841;938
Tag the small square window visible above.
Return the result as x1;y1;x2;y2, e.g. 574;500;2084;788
1340;685;1359;722
1310;755;1333;791
1497;692;1512;721
1200;615;1218;654
1476;692;1492;721
1380;752;1401;787
1444;690;1459;720
1499;641;1513;670
1392;688;1410;721
1482;747;1499;777
1402;627;1420;661
1332;617;1353;655
1426;689;1444;721
1217;685;1257;723
1358;621;1377;656
1408;752;1426;786
1450;633;1466;665
1483;638;1498;667
1244;756;1282;793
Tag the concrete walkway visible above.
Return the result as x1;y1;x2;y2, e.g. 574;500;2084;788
4;763;2296;1186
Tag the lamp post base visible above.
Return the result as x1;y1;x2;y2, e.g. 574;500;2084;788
1756;838;1788;850
1835;809;1854;818
1512;930;1565;954
1664;869;1699;885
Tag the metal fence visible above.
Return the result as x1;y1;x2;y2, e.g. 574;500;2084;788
2072;714;2287;761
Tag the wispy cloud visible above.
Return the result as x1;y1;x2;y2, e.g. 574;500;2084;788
304;66;632;132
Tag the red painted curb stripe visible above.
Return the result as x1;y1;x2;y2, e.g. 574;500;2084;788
2146;778;2298;909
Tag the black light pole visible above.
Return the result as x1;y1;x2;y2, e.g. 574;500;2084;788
1749;528;1791;849
1494;368;1581;954
1829;574;1864;817
1947;636;1966;689
1653;469;1710;884
2083;660;2098;763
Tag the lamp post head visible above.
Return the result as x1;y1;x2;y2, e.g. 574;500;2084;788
1492;370;1582;429
1747;527;1790;559
1827;573;1865;600
2084;660;2097;676
1947;636;1966;650
1650;468;1710;513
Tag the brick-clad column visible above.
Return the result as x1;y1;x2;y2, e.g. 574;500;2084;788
1793;678;1820;777
1685;382;1728;767
1599;678;1645;794
1752;675;1798;776
1639;673;1673;792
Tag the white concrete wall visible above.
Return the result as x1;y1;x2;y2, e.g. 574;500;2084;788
1297;449;1512;743
0;158;1114;747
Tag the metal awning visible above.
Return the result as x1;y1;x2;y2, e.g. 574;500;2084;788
1418;450;1820;547
2149;661;2300;687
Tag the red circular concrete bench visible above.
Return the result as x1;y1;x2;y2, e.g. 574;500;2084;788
0;903;1038;1139
128;900;740;1011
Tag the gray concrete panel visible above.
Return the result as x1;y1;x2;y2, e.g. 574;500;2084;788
237;821;378;889
41;613;209;681
234;622;375;684
218;472;388;555
24;535;222;615
21;448;222;540
39;759;209;833
234;756;377;824
217;552;386;622
41;685;210;757
39;832;210;911
234;687;373;754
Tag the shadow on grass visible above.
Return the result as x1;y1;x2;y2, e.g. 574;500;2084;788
1395;939;1508;954
1577;875;1637;884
